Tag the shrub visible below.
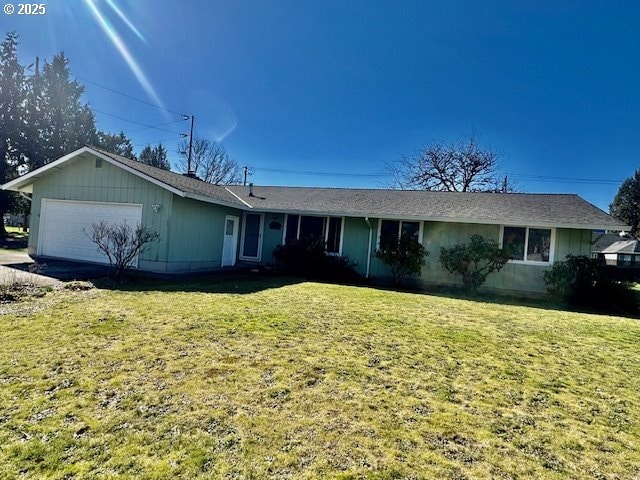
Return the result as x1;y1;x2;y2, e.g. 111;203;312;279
273;238;359;281
544;255;638;315
374;233;428;286
439;234;511;291
88;221;159;278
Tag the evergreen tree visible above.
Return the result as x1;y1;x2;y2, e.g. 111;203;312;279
23;53;97;170
96;130;136;159
139;143;170;170
0;32;26;235
610;169;640;237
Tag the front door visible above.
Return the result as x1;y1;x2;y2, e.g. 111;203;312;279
222;215;239;267
240;213;264;261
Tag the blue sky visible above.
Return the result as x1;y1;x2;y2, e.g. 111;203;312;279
1;0;639;210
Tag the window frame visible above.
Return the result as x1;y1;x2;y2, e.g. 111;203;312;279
376;219;424;248
499;225;556;265
282;214;345;256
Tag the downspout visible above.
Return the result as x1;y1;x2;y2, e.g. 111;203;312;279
364;217;373;279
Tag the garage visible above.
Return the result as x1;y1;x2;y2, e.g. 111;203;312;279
38;199;143;265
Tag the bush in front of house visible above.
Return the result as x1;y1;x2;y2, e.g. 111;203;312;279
439;234;511;292
374;233;429;286
273;238;359;281
544;255;639;315
88;221;160;278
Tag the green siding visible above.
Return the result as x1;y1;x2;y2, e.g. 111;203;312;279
339;219;593;294
554;228;592;261
167;196;243;271
29;155;173;267
341;217;373;276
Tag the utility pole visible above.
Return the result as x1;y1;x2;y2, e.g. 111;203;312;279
243;166;248;186
187;115;194;173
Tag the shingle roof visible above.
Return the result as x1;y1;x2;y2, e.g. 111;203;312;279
2;146;628;231
224;185;627;230
593;234;640;254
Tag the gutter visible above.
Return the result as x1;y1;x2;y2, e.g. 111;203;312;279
364;217;373;279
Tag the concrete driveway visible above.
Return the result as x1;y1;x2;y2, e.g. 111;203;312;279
0;251;110;285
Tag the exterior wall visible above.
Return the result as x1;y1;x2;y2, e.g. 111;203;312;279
165;196;243;272
29;156;174;270
554;228;592;259
305;216;593;295
341;217;374;276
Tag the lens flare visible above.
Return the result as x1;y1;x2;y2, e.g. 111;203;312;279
105;0;147;43
83;0;163;108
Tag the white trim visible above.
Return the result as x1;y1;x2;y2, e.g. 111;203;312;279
239;212;264;261
376;218;424;248
364;217;373;279
224;187;253;208
325;216;344;256
282;214;345;256
282;213;289;245
221;215;240;267
500;225;556;265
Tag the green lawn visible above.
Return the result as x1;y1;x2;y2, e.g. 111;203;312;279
3;225;28;235
1;278;639;479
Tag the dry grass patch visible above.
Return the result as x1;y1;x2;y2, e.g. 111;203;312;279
1;278;639;479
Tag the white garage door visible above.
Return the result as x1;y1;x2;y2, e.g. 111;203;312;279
38;199;143;265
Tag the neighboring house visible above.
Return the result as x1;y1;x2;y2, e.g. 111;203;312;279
1;146;628;294
592;232;640;267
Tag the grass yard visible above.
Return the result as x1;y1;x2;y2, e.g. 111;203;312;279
0;226;28;253
1;277;639;479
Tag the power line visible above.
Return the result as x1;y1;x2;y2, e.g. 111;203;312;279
508;173;623;185
252;167;389;178
93;108;188;136
75;74;188;118
251;167;624;185
123;118;187;135
133;136;185;148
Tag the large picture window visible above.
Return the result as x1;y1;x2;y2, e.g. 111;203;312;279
378;219;422;248
284;214;343;254
502;226;553;264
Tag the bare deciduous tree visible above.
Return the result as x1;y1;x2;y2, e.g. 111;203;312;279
387;136;514;192
177;137;241;184
88;221;159;277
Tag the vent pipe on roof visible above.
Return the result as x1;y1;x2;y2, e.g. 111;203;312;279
183;171;200;180
249;182;254;197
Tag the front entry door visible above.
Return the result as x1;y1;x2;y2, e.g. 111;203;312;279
240;213;264;261
222;215;239;267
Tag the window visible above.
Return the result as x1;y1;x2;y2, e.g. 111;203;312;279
285;214;299;243
283;214;343;254
501;226;553;264
299;216;325;240
326;217;342;254
378;219;422;248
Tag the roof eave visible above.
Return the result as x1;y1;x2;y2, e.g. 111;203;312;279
247;206;628;230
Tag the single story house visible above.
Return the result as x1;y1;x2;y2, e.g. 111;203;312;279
1;146;628;294
592;232;640;267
